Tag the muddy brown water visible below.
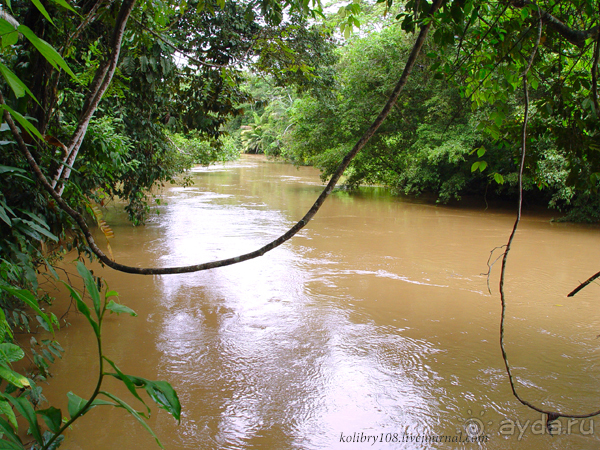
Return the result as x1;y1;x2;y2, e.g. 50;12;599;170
40;155;600;449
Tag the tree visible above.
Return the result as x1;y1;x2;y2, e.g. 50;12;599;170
256;1;600;220
284;22;485;203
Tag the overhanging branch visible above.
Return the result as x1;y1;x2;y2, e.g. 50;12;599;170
510;0;600;48
499;5;600;423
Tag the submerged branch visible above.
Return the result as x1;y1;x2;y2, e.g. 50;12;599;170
568;271;600;297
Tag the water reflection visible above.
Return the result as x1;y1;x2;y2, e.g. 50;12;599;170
155;166;437;448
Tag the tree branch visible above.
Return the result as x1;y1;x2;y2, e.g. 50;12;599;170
592;23;600;114
42;0;109;134
510;0;600;48
568;270;600;297
132;17;230;69
52;0;137;194
499;5;600;422
0;8;19;28
60;0;108;55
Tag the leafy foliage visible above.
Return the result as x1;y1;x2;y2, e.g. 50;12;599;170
234;1;600;220
0;263;180;450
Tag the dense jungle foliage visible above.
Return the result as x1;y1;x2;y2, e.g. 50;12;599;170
232;1;600;222
0;0;598;447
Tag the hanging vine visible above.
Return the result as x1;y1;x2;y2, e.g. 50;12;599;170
498;4;600;428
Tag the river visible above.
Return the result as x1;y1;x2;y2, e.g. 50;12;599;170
43;155;600;449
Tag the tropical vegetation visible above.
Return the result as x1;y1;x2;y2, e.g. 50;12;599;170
0;0;598;446
232;0;600;222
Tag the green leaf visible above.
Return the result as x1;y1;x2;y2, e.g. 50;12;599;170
76;262;101;320
0;204;11;226
41;431;64;450
11;218;41;240
142;380;181;422
0;400;18;430
41;348;55;364
103;357;149;417
0;286;54;335
471;161;480;172
47;342;63;359
17;25;76;78
67;392;88;419
90;398;115;407
0;309;11;341
476;147;486;158
48;0;77;13
493;172;505;184
21;219;58;242
0;18;16;35
0;104;44;142
66;392;116;420
41;256;59;281
36;407;62;434
67;392;90;419
343;23;351;39
0;166;31;183
1;31;18;48
60;281;99;336
0;164;27;173
139;55;148;72
530;76;539;90
18;209;48;227
122;375;181;422
0;364;28;388
99;391;164;449
105;290;119;299
50;341;64;353
50;312;59;329
0;394;42;445
0;439;24;449
0;417;21;448
30;0;56;26
0;343;24;364
493;113;503;127
106;300;137;316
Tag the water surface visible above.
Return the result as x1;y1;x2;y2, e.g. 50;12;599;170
44;155;600;449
